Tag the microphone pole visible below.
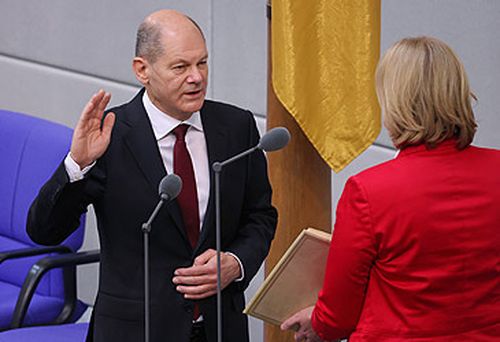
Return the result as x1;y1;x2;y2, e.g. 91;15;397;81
211;127;290;342
141;174;182;342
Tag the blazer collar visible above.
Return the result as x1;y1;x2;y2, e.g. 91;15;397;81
196;101;230;251
121;89;190;247
121;89;166;192
398;138;462;158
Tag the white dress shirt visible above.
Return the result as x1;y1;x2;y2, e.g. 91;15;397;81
142;91;209;230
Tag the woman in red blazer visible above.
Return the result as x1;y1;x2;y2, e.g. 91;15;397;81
281;36;500;341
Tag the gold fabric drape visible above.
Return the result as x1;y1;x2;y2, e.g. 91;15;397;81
272;0;381;172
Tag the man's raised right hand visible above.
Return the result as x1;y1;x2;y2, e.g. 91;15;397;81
70;90;116;169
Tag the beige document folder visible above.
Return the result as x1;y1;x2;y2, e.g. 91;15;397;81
244;227;332;326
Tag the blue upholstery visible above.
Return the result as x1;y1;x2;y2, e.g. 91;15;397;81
0;322;89;341
0;282;63;328
0;110;86;329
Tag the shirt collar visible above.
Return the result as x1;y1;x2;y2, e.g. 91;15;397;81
142;90;203;141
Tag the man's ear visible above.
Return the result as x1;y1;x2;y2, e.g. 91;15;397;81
132;57;149;86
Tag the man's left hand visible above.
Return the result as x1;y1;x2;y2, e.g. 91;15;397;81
173;249;241;299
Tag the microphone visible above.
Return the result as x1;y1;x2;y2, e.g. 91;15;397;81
213;126;291;171
142;174;183;232
257;126;291;152
142;173;182;342
211;126;290;342
158;173;182;202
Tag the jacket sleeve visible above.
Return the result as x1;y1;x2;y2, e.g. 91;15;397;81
311;176;377;340
26;160;104;246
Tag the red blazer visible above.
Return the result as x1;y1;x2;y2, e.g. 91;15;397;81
312;140;500;341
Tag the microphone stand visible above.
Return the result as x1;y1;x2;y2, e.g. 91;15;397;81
211;126;290;342
212;146;259;342
141;198;167;342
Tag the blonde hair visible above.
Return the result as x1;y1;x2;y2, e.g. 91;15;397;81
376;36;477;149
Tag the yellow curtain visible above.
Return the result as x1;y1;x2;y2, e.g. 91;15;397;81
272;0;381;172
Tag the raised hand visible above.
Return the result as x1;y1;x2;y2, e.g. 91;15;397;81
172;248;241;300
70;90;116;169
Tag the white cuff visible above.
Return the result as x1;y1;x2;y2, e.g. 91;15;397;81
225;252;245;282
64;153;96;183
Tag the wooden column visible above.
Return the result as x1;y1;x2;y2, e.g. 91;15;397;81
265;2;332;341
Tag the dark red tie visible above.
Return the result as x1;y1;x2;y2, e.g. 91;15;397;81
173;124;200;319
173;124;200;248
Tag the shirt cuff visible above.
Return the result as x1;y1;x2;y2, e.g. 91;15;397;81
64;153;96;183
225;252;245;282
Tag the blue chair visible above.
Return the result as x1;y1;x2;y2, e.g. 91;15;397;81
0;323;89;342
0;249;100;341
0;110;88;330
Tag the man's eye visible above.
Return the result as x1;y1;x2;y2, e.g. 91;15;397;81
198;60;207;66
173;65;186;71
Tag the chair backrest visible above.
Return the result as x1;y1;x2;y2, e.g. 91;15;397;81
0;110;85;297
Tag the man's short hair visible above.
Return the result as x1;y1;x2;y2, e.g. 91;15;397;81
376;36;477;149
135;15;205;63
135;21;164;63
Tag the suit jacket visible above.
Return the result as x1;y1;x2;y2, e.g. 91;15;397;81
311;140;500;341
27;89;278;342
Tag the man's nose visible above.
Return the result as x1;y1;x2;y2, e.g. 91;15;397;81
187;66;203;83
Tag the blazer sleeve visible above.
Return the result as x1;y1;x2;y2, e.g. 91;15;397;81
26;159;105;246
225;113;278;290
311;176;377;340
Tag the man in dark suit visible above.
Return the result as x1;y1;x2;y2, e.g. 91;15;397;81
27;9;277;342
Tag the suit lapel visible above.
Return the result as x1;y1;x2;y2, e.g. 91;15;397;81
121;90;188;244
196;102;229;251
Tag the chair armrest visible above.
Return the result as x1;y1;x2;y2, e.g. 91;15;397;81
0;246;72;264
33;250;100;269
10;249;100;329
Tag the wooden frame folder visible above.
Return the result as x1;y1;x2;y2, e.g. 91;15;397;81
244;228;331;325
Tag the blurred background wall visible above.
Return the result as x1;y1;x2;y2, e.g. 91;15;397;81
0;1;498;341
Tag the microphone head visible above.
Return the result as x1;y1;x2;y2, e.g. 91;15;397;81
257;127;291;152
159;174;182;202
